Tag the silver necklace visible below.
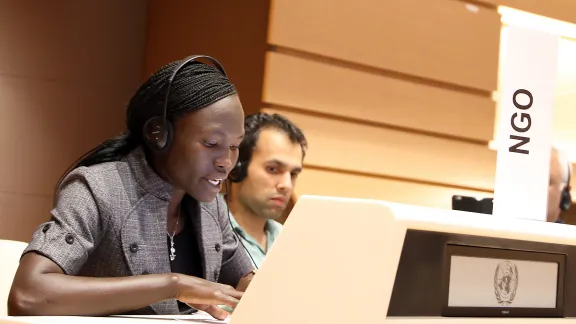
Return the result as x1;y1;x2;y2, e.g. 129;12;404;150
167;209;181;262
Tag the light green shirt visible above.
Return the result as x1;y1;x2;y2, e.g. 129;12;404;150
228;212;283;268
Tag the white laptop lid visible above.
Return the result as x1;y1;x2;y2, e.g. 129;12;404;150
229;195;576;324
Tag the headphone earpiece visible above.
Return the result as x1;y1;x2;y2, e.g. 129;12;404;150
229;161;246;183
143;116;174;153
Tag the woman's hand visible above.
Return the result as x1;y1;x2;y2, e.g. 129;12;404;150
175;274;244;320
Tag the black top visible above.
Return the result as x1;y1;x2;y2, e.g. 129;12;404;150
168;197;204;314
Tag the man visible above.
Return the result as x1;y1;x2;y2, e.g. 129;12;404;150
227;112;307;267
547;147;572;223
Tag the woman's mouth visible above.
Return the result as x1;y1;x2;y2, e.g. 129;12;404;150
206;178;223;186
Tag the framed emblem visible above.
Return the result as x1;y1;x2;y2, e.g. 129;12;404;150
441;244;566;317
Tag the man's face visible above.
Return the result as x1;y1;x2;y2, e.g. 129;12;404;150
236;128;303;220
547;151;565;222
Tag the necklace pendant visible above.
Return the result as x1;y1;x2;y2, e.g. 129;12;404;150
169;239;176;261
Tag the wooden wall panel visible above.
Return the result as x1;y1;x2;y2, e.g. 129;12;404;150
296;168;493;210
263;108;497;192
264;52;496;142
0;76;130;196
0;1;146;242
268;0;501;91
0;192;51;242
144;0;270;117
0;1;147;88
472;0;498;6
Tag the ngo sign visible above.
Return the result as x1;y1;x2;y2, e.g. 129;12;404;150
492;26;559;221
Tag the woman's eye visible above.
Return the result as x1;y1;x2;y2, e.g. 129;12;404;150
203;141;217;147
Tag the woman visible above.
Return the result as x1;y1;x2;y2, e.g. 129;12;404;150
8;56;255;320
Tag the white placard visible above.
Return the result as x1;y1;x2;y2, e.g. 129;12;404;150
492;26;560;221
448;256;558;308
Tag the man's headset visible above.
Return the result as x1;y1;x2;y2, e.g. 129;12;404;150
225;118;259;267
142;55;259;268
228;113;264;183
229;160;248;183
560;160;572;211
142;55;227;153
228;139;252;183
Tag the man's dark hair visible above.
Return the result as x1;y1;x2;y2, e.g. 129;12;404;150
240;112;307;163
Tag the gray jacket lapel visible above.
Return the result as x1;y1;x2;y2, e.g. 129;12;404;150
192;200;223;282
121;197;179;315
121;147;224;314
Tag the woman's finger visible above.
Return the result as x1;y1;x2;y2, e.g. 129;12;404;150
189;304;230;320
212;290;241;308
179;289;240;308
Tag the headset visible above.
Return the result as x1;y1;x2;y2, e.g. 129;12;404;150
560;160;572;211
229;149;250;183
223;180;258;269
143;55;227;153
229;161;247;183
226;125;258;266
228;114;262;183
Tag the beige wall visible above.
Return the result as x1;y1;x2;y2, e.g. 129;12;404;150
263;0;576;217
478;0;576;23
144;0;576;218
144;0;270;117
3;0;576;239
264;0;501;210
0;1;148;241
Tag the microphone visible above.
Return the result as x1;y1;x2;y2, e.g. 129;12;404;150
223;179;259;270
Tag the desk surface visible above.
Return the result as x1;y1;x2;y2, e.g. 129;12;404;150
0;313;229;324
5;316;576;324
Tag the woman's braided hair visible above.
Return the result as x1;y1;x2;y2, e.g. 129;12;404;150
56;58;237;190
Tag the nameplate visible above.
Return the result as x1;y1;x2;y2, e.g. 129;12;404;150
442;244;565;317
492;26;559;221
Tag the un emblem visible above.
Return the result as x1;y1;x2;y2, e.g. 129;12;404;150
494;261;519;305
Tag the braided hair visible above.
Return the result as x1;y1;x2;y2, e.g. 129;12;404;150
56;58;237;189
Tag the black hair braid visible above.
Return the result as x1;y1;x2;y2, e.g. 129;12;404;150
126;60;235;134
166;62;235;118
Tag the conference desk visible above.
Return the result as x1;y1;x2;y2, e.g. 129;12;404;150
4;197;576;324
1;313;226;324
3;314;576;324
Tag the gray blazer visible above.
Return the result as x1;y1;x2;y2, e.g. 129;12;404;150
23;146;254;315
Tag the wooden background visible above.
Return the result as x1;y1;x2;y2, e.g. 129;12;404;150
0;1;147;241
4;0;575;242
262;0;500;210
261;0;576;214
145;0;576;223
